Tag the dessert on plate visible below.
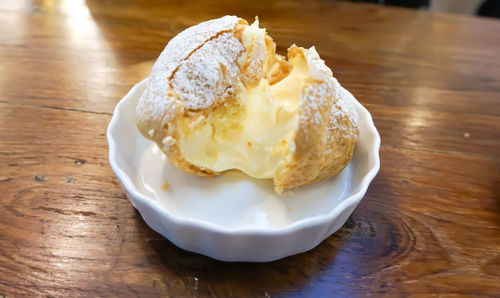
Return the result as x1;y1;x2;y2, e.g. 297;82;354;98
136;15;359;193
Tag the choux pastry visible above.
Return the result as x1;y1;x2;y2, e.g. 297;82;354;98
136;16;359;193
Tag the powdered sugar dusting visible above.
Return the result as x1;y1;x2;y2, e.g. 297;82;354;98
305;46;332;80
299;77;334;127
241;36;265;85
308;58;332;80
136;16;240;126
299;50;359;142
328;80;360;141
298;49;335;130
171;32;244;110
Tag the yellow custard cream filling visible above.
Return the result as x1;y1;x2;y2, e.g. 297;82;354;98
178;23;310;179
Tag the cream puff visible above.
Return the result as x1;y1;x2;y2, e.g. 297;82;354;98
136;16;359;193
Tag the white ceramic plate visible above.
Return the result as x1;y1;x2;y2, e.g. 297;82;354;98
107;79;380;262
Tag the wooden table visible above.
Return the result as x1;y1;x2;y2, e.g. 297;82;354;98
1;0;499;296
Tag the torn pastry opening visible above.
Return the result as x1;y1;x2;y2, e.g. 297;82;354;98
176;20;324;179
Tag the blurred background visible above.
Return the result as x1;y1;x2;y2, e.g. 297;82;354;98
345;0;500;18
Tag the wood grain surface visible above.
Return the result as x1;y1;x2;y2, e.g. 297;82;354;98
1;0;500;296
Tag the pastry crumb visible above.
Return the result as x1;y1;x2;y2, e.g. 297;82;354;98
161;180;170;190
35;175;48;182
